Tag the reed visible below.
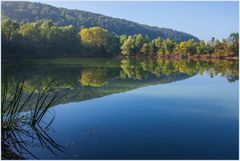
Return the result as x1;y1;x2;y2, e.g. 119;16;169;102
1;74;63;159
1;76;61;129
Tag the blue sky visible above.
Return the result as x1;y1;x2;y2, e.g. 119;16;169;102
36;1;238;41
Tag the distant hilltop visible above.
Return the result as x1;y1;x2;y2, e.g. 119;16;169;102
1;1;199;43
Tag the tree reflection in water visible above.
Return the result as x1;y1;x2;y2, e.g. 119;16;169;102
3;58;238;107
2;57;238;159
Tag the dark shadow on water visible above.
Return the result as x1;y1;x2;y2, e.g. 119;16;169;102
2;124;66;159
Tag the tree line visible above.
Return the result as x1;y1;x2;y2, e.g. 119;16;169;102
2;17;239;58
120;33;239;58
2;17;120;58
2;1;198;42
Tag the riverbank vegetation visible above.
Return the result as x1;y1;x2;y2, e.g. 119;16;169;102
1;76;63;159
2;17;239;59
120;33;238;58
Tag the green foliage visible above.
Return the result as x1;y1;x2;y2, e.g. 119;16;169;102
119;35;127;44
1;17;19;41
1;17;22;57
2;1;199;42
140;43;149;55
175;39;197;56
162;39;176;55
120;33;239;58
80;27;108;49
2;18;81;58
208;33;239;57
121;36;136;56
196;40;209;54
2;17;239;58
228;32;239;56
135;34;144;50
79;27;119;56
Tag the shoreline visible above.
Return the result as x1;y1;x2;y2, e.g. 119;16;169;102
119;54;239;61
2;55;239;61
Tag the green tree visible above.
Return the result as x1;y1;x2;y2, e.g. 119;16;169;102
163;39;176;55
80;27;110;55
121;36;136;57
1;17;19;41
140;43;149;56
154;37;163;50
197;40;208;54
185;39;197;55
19;22;40;41
135;34;144;50
1;17;22;57
106;34;120;55
228;32;239;56
120;34;127;45
148;40;157;56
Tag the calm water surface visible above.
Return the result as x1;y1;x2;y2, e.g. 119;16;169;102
3;58;239;159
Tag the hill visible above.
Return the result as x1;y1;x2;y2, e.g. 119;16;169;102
1;1;199;43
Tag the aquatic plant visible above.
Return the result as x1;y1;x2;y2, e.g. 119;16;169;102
1;75;64;159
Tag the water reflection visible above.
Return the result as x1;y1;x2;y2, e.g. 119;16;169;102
2;57;239;159
4;58;239;107
119;58;238;82
2;115;65;159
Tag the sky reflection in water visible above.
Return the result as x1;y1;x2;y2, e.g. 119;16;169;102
26;74;238;159
3;58;238;159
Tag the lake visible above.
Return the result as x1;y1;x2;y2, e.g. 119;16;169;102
3;58;239;159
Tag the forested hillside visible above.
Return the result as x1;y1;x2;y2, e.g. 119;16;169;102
1;1;199;42
2;1;238;59
2;17;238;58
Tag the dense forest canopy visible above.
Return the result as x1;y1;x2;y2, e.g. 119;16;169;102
1;1;239;58
2;17;238;58
120;33;239;57
1;1;199;42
